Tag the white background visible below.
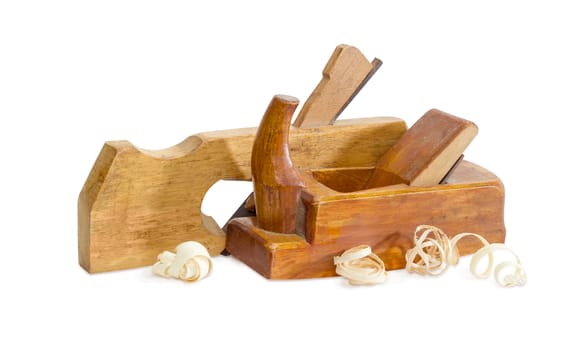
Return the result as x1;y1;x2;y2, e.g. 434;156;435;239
1;1;563;349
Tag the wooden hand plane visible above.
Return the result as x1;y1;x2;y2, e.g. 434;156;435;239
78;44;400;273
226;95;505;279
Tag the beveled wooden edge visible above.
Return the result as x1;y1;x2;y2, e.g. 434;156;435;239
106;117;406;160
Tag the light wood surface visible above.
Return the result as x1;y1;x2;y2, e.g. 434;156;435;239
252;95;304;233
227;161;506;279
365;108;478;188
293;44;381;128
78;117;407;273
79;44;391;272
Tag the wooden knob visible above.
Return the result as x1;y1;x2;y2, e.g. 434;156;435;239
252;95;304;233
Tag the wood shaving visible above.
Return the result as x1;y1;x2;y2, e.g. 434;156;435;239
405;225;526;287
152;241;212;282
334;245;388;285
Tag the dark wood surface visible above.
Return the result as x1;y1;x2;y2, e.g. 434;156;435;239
227;161;505;279
365;108;478;188
251;95;304;233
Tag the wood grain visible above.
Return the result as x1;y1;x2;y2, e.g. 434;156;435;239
293;44;381;128
252;95;304;233
223;44;383;229
226;161;505;279
78;117;407;273
365;108;478;188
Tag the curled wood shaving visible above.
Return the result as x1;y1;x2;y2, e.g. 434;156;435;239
334;245;388;285
405;225;526;287
152;241;212;282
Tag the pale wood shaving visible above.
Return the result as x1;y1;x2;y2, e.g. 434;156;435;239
405;225;526;287
152;241;212;282
334;245;388;285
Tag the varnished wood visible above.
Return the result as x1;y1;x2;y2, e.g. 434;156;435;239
252;95;304;233
226;107;499;279
365;109;478;188
309;167;374;193
78;117;407;273
224;44;382;228
79;44;394;272
226;161;505;279
293;44;381;128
